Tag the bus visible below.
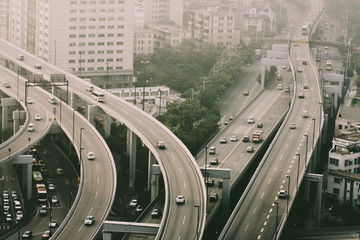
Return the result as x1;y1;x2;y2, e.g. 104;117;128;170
33;171;43;182
301;25;308;35
326;60;332;71
36;184;47;203
91;91;105;102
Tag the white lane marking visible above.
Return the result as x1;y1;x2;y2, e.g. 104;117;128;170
178;167;183;174
291;160;294;164
261;192;264;199
95;192;98;199
269;208;273;213
280;185;283;189
182;216;186;224
96;164;99;171
274;166;277;172
97;177;100;184
291;134;293;139
287;170;290;173
78;225;84;232
285;144;288;149
261;228;264;232
267;215;270;219
184;181;186;189
178;236;181;240
257;235;261;239
280;154;283;160
253;207;257;214
264;221;267;226
245;223;249;231
282;180;285;184
289;165;292;168
89;207;93;214
268;178;271;184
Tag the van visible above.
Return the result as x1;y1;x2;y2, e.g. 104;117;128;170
48;95;57;104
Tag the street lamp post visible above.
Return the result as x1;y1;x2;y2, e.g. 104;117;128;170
204;146;208;202
312;118;316;148
304;134;308;168
286;175;290;214
106;62;109;89
8;148;11;158
142;79;148;111
79;51;82;77
194;205;200;240
296;153;300;189
274;202;279;239
179;106;183;139
141;60;149;111
158;88;162;121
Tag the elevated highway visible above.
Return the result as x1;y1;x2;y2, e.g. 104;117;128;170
0;38;206;240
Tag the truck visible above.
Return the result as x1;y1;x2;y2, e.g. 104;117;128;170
252;130;263;143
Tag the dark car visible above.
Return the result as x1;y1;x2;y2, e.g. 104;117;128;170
151;209;162;218
242;136;249;142
42;230;51;240
205;179;215;187
209;193;219;202
157;141;166;149
257;122;263;128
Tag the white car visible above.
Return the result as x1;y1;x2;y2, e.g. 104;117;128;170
277;84;282;90
247;117;255;124
84;215;94;225
35;113;42;121
175;195;185;204
16;211;23;220
297;67;303;72
129;199;138;207
49;219;58;228
278;190;287;198
48;183;55;191
87;152;95;160
51;195;58;204
290;123;296;129
220;138;227;144
230;135;238;142
27;123;34;132
26;97;33;104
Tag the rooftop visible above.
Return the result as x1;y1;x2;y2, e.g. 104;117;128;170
337;106;360;123
330;170;360;181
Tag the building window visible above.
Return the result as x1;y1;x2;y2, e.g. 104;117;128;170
117;42;123;45
98;42;105;46
107;34;114;37
107;42;114;45
79;34;86;38
79;42;86;46
69;34;76;38
334;177;341;184
69;26;76;30
88;59;94;63
99;26;105;29
116;58;123;62
107;50;114;54
88;34;95;37
79;26;86;30
69;43;76;47
116;50;123;53
69;60;75;63
98;34;105;37
106;59;113;62
97;67;104;70
88;42;95;46
339;125;342;129
88;51;95;54
333;188;340;195
330;158;339;166
88;67;94;71
97;59;104;62
69;51;76;55
116;66;123;70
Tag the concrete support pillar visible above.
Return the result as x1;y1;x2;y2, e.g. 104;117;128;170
147;152;156;192
315;181;322;227
13;110;25;134
51;85;56;95
69;92;75;109
261;64;266;89
222;177;231;215
87;105;96;125
2;105;8;130
103;233;112;240
104;114;111;137
304;180;310;203
22;162;32;200
129;131;137;192
151;164;161;201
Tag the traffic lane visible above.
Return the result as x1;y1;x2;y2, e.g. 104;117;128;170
104;98;202;238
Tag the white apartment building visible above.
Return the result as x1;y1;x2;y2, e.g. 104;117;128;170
8;0;28;49
185;7;240;48
134;26;154;55
143;0;183;27
334;105;360;137
327;132;360;209
8;0;135;88
152;25;191;49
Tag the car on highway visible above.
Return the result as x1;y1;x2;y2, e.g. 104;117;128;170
22;230;32;239
129;199;138;207
220;138;227;144
51;195;58;204
5;213;12;222
278;189;287;199
257;122;263;128
287;67;292;72
86;85;94;92
49;219;58;228
243;90;249;96
3;82;11;88
298;92;305;98
210;193;219;202
56;168;64;175
14;200;21;209
242;136;249;142
42;230;51;239
3;190;9;199
277;84;282;90
16;210;23;220
302;60;307;65
11;191;18;199
17;54;24;61
87;152;95;160
303;111;309;118
218;179;223;188
229;115;235;121
27;123;34;132
84;215;94;225
35;113;42;121
46;177;53;184
290;123;296;129
27;97;33;104
210;158;218;165
209;146;216;155
34;64;42;69
297;67;303;72
247;117;255;124
224;120;229;125
246;146;254;153
285;86;290;92
230;135;238;142
48;183;55;191
157;141;166;149
205;179;215;187
136;205;143;212
175;195;185;204
303;83;309;89
151;209;162;218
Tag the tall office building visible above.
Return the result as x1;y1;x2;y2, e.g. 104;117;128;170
0;0;9;40
8;0;135;88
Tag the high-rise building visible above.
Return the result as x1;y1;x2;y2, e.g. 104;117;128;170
0;0;9;40
8;0;135;88
143;0;183;27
